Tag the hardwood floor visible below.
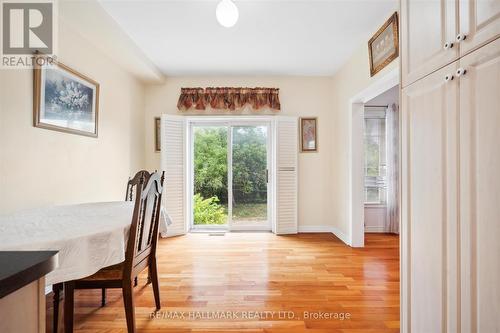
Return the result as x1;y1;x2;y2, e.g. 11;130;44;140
46;232;399;333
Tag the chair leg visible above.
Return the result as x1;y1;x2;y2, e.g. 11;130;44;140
147;267;152;285
101;288;106;307
53;283;62;333
122;280;136;333
63;281;75;333
149;258;161;310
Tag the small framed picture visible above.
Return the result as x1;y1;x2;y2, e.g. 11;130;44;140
155;117;161;152
34;57;99;137
368;12;399;77
300;117;318;152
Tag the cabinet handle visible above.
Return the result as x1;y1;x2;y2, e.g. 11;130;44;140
444;41;454;50
444;74;454;82
456;33;467;42
456;68;467;77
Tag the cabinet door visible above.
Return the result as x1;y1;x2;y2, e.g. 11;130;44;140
401;61;459;333
401;0;459;87
459;0;500;56
459;37;500;333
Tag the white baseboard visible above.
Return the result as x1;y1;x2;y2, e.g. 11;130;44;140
298;225;351;246
298;225;334;233
364;225;389;233
331;226;350;245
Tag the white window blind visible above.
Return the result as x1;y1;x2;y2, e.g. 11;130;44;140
273;116;298;234
161;115;187;236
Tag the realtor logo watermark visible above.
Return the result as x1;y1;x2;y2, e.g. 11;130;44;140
1;0;56;68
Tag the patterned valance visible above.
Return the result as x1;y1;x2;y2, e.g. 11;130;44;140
177;87;281;111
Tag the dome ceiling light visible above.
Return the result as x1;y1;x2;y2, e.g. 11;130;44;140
216;0;239;28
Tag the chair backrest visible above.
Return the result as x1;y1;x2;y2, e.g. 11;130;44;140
125;170;151;201
124;171;165;279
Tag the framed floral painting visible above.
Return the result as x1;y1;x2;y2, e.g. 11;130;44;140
34;58;100;137
300;117;318;152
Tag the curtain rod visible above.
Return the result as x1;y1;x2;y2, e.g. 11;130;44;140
364;105;388;108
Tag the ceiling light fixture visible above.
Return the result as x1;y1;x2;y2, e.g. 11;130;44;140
216;0;239;28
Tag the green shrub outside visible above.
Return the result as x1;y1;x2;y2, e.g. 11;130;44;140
193;193;226;225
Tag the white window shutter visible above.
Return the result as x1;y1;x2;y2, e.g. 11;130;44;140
274;116;298;234
161;115;187;237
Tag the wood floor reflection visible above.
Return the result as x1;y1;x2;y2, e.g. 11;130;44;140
46;232;399;332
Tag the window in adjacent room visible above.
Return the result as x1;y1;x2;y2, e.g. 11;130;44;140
364;107;387;204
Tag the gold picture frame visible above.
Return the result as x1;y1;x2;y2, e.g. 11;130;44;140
154;117;161;152
34;56;100;137
368;12;399;77
300;117;318;152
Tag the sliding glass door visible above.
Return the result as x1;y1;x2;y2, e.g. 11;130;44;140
191;121;271;231
192;125;229;228
230;126;269;229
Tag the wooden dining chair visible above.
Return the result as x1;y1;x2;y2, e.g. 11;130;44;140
99;170;153;308
60;171;165;333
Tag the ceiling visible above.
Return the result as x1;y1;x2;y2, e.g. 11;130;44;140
100;0;397;76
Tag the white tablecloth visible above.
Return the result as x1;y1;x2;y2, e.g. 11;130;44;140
0;201;169;286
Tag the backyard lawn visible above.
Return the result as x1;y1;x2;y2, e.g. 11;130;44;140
231;203;267;221
193;198;267;225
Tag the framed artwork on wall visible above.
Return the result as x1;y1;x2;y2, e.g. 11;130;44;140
33;57;100;137
155;117;161;152
368;12;399;77
300;117;318;152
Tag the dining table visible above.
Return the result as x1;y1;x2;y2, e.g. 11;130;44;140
0;201;169;286
0;201;170;332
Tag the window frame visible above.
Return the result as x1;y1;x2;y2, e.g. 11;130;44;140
364;107;388;205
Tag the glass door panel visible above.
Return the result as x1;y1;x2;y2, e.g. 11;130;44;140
192;125;228;228
230;126;269;228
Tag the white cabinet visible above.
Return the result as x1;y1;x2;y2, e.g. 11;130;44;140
458;37;500;333
401;0;500;330
401;0;500;86
459;0;500;55
401;0;459;87
401;32;500;333
401;61;460;333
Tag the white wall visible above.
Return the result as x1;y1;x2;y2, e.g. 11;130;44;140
0;17;146;213
142;48;399;238
366;85;399;107
330;43;399;242
365;206;388;232
143;77;333;228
